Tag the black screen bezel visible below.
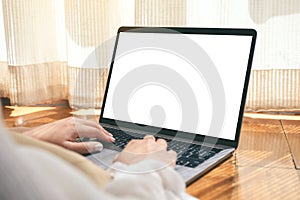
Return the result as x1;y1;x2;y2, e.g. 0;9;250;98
99;26;257;148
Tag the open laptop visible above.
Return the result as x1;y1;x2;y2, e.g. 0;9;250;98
86;27;256;185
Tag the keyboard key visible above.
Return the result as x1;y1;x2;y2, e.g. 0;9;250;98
186;159;204;168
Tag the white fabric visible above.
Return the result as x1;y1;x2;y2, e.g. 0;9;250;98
0;122;190;199
2;0;67;65
0;0;7;62
106;161;186;200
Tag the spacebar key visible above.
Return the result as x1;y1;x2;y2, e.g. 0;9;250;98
178;157;205;168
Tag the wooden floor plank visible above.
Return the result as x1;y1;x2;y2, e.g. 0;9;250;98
236;117;294;169
281;120;300;169
234;166;300;200
186;158;236;200
2;106;72;127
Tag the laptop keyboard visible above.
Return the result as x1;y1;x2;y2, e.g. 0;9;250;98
93;127;222;168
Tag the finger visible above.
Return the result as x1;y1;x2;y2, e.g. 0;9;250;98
144;135;155;140
168;150;177;158
123;139;139;150
167;150;177;167
75;125;115;142
63;141;103;154
73;118;113;138
156;138;167;148
127;139;139;145
98;125;113;137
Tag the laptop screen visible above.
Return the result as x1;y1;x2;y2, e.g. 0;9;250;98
102;28;255;141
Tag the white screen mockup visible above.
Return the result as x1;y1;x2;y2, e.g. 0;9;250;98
102;32;253;140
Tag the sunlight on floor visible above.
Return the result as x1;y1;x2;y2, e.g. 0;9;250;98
244;112;300;120
6;106;56;117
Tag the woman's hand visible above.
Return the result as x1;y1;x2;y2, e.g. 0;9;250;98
114;135;177;167
22;117;115;154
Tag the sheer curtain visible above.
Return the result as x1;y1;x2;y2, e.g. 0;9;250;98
65;0;123;108
1;0;68;105
0;0;8;98
0;0;133;108
0;0;299;110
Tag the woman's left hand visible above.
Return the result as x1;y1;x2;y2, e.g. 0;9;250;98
22;117;115;154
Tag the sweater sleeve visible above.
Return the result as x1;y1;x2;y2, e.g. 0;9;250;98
104;160;191;200
0;123;195;200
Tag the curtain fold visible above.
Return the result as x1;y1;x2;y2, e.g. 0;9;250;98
247;69;300;110
1;0;68;105
65;0;121;108
0;0;9;98
0;62;9;98
8;62;68;105
135;0;186;26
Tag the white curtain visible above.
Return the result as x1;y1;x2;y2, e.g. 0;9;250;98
66;0;122;108
0;0;299;110
135;0;186;26
0;0;134;108
1;0;68;105
0;0;8;98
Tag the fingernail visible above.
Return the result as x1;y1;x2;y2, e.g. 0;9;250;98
94;143;103;152
110;137;115;142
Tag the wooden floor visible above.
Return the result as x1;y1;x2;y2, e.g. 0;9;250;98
2;105;300;200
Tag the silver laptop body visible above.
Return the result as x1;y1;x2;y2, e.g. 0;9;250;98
87;27;256;185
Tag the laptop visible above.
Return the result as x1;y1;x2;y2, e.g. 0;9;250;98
86;27;257;185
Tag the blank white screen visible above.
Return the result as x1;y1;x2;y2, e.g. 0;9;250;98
103;32;252;140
